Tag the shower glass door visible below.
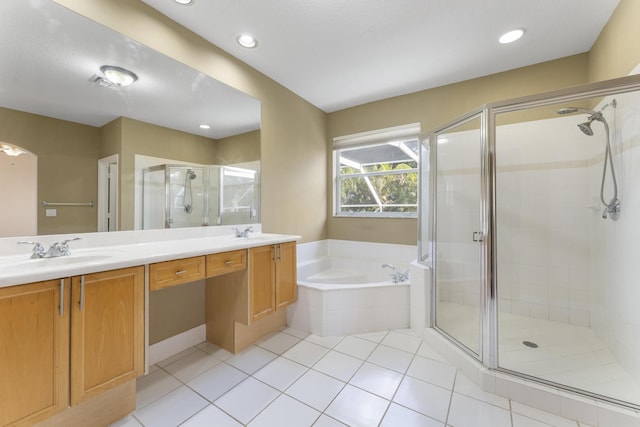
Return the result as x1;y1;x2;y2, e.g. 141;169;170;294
433;113;484;356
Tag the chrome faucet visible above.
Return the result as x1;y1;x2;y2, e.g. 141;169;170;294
382;264;409;283
232;226;254;238
18;237;81;259
18;241;46;259
45;238;81;257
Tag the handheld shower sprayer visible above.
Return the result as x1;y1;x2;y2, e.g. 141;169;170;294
556;99;620;220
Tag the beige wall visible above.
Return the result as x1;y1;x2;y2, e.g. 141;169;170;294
0;107;100;235
118;117;218;230
216;130;260;164
588;0;640;83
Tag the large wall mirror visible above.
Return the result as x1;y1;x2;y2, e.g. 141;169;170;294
0;0;261;237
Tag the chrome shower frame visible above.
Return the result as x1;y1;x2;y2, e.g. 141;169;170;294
424;73;640;410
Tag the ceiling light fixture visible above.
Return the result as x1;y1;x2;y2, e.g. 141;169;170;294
199;124;211;129
174;0;194;5
237;34;258;49
100;65;138;87
1;143;26;157
499;29;524;44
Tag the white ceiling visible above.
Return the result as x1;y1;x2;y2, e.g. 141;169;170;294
142;0;621;113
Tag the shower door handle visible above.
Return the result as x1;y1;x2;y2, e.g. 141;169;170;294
472;232;484;242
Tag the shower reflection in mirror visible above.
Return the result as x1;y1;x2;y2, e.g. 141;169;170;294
141;160;260;229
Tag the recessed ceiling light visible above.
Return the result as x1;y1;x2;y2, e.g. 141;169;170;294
199;124;211;129
174;0;194;5
237;34;258;48
100;65;138;87
499;29;524;44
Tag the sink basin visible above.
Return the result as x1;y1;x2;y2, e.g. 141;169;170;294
30;254;112;266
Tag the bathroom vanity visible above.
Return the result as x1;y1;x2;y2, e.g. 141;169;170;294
0;227;298;426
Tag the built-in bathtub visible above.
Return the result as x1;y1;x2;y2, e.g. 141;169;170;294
286;239;416;336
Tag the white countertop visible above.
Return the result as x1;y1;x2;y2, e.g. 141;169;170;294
0;226;300;288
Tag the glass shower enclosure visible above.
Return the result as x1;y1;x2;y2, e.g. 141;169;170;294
142;162;260;229
423;74;640;409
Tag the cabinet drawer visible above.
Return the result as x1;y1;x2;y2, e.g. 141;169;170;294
206;250;247;278
149;256;206;290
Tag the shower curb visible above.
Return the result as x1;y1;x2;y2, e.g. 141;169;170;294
421;328;640;427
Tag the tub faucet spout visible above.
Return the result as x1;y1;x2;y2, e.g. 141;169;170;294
382;264;409;283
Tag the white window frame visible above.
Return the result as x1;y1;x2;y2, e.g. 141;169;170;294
333;123;420;218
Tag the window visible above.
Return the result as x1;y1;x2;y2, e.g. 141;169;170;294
334;123;420;217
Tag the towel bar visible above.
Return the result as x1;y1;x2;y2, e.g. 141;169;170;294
41;201;95;207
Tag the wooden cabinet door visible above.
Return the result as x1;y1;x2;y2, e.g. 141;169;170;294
249;245;276;322
275;241;297;310
70;266;144;405
0;279;69;426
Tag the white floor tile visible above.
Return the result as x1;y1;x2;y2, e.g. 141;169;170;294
253;357;308;391
156;347;199;368
380;403;444;427
512;413;554;427
406;355;457;390
134;385;208;427
282;340;330;367
305;334;345;349
447;392;512;427
214;378;280;425
313;414;348;426
393;376;451;423
453;373;509;409
110;415;142;427
286;369;345;411
333;336;378;360
186;363;248;402
196;341;234;361
225;345;277;374
354;330;389;343
256;331;301;354
180;405;242;427
135;368;182;409
349;362;403;400
281;325;310;339
381;330;423;354
163;350;221;383
248;394;321;427
313;350;363;382
325;385;390;427
367;344;414;373
416;341;447;363
511;401;578;427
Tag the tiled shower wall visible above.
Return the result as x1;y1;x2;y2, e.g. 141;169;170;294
495;118;594;327
589;91;640;383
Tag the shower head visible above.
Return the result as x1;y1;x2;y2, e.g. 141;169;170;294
187;169;196;179
577;121;594;136
556;106;597;115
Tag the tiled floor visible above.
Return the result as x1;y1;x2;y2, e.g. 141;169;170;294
111;328;590;427
437;302;640;406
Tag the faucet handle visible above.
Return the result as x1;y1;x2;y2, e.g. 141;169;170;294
17;241;46;258
60;237;81;246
